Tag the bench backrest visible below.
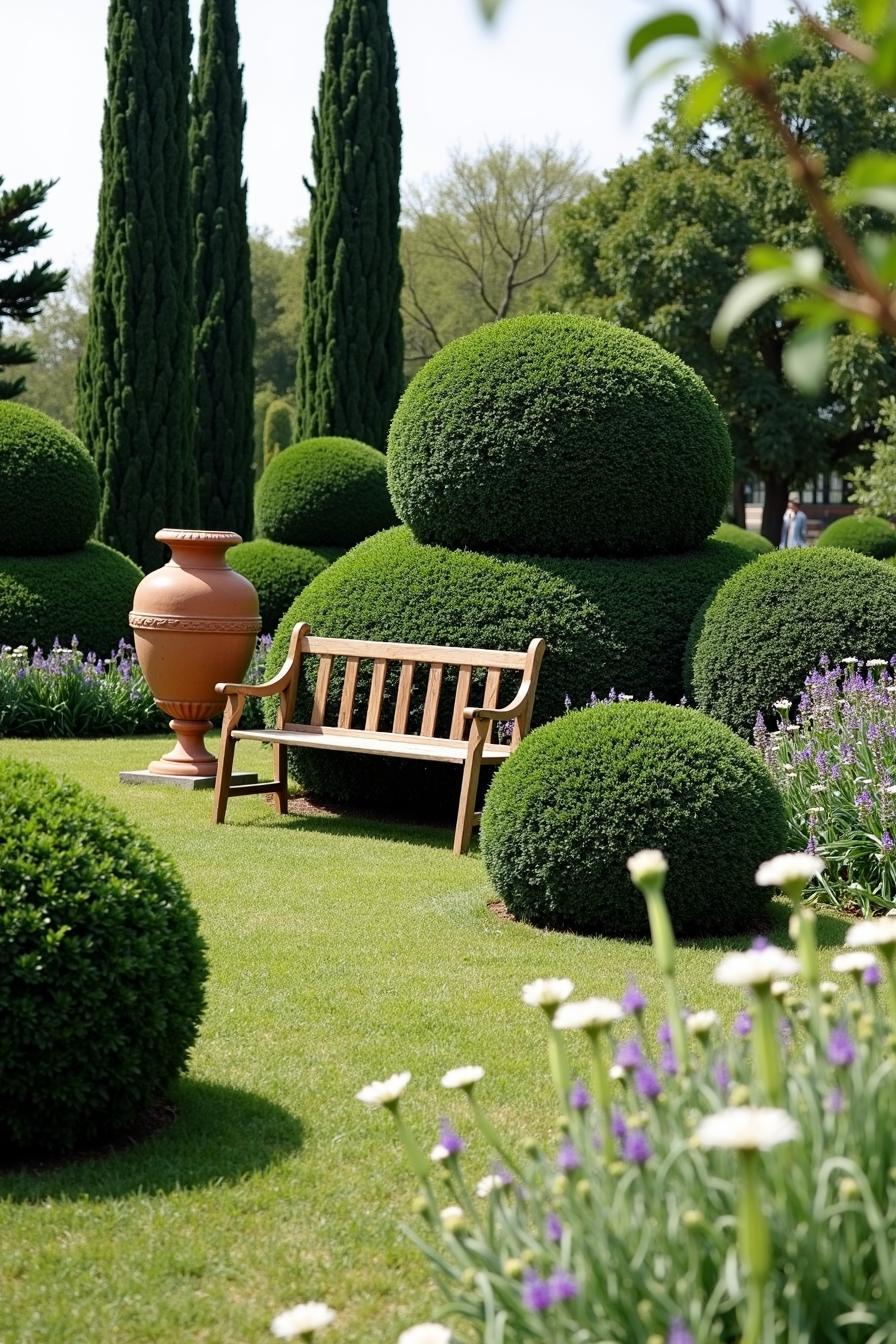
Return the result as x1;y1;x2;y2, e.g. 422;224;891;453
283;629;541;745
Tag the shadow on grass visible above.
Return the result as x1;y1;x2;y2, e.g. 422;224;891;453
226;806;459;852
0;1078;303;1203
676;897;850;953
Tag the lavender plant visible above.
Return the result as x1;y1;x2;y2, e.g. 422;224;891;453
352;853;896;1344
757;655;896;914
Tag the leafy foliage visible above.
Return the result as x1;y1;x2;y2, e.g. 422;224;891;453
191;0;255;536
689;547;896;735
264;527;750;806
77;0;197;570
815;511;896;557
481;701;785;937
227;539;328;635
0;402;99;555
297;0;403;448
388;313;732;557
0;541;142;657
712;522;775;555
0;758;207;1156
0;177;67;399
9;270;89;428
845;394;896;516
0;639;162;738
255;436;396;548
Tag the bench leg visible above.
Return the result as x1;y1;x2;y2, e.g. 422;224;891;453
213;728;237;824
273;742;289;815
454;733;484;856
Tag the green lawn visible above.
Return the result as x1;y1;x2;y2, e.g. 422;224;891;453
0;735;847;1344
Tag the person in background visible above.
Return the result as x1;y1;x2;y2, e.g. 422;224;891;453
780;495;808;548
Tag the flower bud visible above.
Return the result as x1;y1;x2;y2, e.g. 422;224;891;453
629;1110;649;1129
637;1301;653;1323
848;1000;863;1019
461;1268;477;1288
556;1115;570;1133
411;1196;430;1218
609;1160;626;1177
730;1084;751;1106
503;1258;523;1279
521;1248;537;1265
821;1003;835;1021
647;1335;664;1344
575;1179;591;1200
682;1209;704;1229
838;1177;859;1200
552;1175;568;1196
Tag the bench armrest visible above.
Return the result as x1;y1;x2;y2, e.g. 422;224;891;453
216;668;292;699
464;681;534;723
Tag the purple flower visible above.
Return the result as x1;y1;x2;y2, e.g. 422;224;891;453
712;1059;731;1092
437;1119;465;1156
825;1087;844;1114
855;790;873;811
634;1063;662;1100
622;1129;652;1165
548;1269;579;1303
883;831;895;853
621;981;647;1015
827;1025;856;1069
522;1272;553;1313
660;1045;678;1076
864;963;883;987
841;743;857;765
778;1016;792;1046
568;1079;591;1111
751;936;769;951
614;1037;644;1070
667;1321;695;1344
545;1212;563;1244
611;1106;627;1140
657;1019;672;1046
556;1139;580;1173
733;1011;753;1038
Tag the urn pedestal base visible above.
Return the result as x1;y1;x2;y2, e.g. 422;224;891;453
119;768;259;791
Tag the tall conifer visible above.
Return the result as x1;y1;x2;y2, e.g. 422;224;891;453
77;0;196;570
191;0;254;535
297;0;403;449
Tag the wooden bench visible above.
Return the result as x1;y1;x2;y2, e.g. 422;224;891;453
212;622;545;854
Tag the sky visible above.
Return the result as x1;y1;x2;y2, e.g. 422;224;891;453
6;0;798;273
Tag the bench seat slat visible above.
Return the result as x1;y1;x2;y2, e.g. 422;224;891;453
232;723;512;766
302;635;527;670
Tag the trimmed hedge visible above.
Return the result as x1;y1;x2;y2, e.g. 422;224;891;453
0;541;143;656
689;547;896;736
255;436;396;548
480;702;787;938
265;526;751;806
711;522;775;556
0;758;207;1156
815;513;896;559
387;313;732;557
228;539;328;635
0;402;100;555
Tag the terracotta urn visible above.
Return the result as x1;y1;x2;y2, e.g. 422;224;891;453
130;529;261;777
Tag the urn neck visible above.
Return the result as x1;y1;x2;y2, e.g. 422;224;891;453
155;528;242;572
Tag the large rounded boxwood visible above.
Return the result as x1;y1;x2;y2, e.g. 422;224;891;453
711;522;775;556
0;541;142;656
255;436;396;547
228;539;328;635
815;513;896;559
0;758;207;1156
266;527;751;806
480;702;787;938
0;402;100;555
387;314;732;557
689;547;896;736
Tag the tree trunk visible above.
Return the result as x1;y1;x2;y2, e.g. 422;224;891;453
761;473;789;544
731;478;746;529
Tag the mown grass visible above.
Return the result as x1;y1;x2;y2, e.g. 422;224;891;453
0;735;847;1343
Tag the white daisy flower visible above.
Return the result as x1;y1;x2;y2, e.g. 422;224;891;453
476;1172;510;1197
772;699;792;710
355;1071;411;1107
553;997;623;1031
832;951;877;975
820;981;838;999
755;853;824;888
685;1010;718;1035
810;784;826;793
866;659;888;667
696;1107;799;1152
714;947;800;988
617;692;635;701
439;1205;465;1232
430;1143;450;1163
398;1326;452;1344
626;849;668;883
845;919;896;949
440;1065;484;1090
609;1064;626;1082
841;657;860;665
521;978;574;1008
770;980;792;999
270;1302;336;1339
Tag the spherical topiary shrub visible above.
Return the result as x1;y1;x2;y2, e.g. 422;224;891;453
711;522;775;556
0;402;100;555
815;513;896;559
0;540;142;655
689;548;896;736
255;436;397;548
387;313;732;557
480;702;787;938
228;539;328;635
0;758;207;1157
265;527;751;807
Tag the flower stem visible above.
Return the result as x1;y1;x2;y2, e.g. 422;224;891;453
738;1151;771;1344
587;1030;614;1156
644;888;687;1071
753;989;783;1105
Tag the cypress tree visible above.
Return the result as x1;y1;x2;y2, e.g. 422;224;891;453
297;0;403;450
77;0;196;571
263;398;294;468
191;0;254;535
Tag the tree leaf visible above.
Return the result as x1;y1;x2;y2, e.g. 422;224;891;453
681;65;729;126
711;269;792;347
746;244;793;272
856;0;892;35
627;11;701;64
782;324;831;395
